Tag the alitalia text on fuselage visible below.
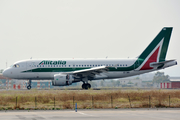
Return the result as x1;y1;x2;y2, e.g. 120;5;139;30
39;60;66;65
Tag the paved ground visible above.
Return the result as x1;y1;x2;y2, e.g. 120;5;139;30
0;108;180;120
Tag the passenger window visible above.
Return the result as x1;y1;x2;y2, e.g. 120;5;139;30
79;65;81;67
69;65;71;67
82;65;83;67
87;65;89;67
76;65;78;67
84;65;86;67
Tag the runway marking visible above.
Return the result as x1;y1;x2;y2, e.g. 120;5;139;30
72;111;94;116
78;112;93;116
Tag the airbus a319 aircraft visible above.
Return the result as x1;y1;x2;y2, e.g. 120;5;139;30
3;27;177;90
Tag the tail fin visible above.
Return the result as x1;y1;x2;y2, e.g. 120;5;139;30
137;27;173;70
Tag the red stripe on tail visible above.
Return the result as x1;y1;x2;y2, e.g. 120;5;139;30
140;47;160;70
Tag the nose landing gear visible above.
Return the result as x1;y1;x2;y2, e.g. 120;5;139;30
27;80;32;90
82;83;91;90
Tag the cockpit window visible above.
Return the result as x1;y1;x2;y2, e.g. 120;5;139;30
13;64;20;68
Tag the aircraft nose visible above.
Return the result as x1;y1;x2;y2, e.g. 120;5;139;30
2;69;9;77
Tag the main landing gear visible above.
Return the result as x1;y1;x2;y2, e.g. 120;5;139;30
82;83;91;90
27;80;32;90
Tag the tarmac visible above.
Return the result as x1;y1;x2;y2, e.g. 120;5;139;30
0;108;180;120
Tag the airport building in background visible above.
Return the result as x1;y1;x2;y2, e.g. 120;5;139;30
159;77;180;89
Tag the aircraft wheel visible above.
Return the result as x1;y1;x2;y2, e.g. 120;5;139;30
84;84;88;90
82;83;91;89
87;83;91;89
84;83;91;90
82;84;85;89
27;85;31;90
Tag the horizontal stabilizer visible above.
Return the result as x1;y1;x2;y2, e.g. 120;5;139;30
150;60;176;69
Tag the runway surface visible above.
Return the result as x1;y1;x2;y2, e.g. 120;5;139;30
0;108;179;120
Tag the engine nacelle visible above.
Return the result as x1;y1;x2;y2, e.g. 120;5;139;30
52;74;73;86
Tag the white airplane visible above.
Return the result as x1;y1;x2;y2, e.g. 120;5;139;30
3;27;177;90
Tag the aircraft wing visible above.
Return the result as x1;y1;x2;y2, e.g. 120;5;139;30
73;66;108;74
64;66;110;79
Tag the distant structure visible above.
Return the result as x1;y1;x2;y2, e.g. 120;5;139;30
118;78;142;87
0;73;10;89
0;73;53;89
155;77;180;89
139;73;155;81
13;80;53;89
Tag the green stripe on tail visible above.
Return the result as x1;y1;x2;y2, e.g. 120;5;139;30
138;27;173;62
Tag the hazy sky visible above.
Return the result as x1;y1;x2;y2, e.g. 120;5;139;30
0;0;180;76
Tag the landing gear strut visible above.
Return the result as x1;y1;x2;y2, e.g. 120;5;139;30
82;83;91;90
27;80;32;90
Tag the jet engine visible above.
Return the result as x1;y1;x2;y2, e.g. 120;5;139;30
52;74;73;86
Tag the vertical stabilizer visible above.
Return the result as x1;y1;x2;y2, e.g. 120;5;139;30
137;27;173;70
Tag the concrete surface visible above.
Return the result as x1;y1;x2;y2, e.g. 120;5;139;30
0;108;179;120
